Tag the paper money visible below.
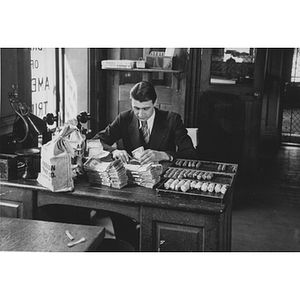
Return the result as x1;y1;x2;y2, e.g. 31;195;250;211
132;146;144;160
124;162;163;189
84;158;128;189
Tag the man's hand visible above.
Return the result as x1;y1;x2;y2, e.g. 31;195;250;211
139;149;170;164
111;149;131;163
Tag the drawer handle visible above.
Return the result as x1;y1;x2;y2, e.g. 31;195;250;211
160;240;166;246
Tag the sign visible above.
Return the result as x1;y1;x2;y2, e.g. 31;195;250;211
31;48;56;118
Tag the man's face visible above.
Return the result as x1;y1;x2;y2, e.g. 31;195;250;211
131;98;155;121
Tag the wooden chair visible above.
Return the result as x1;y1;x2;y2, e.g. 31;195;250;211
187;128;198;148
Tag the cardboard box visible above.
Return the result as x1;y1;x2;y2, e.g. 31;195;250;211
146;55;173;70
0;154;18;180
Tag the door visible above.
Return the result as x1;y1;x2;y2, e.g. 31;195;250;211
281;48;300;145
198;48;266;174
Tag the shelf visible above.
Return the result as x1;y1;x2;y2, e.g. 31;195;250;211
102;68;182;74
102;68;183;90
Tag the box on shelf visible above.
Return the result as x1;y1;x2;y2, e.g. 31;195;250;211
101;60;136;69
136;59;146;69
146;55;173;70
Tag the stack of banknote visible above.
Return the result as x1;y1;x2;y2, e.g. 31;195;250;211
124;163;163;189
84;157;128;189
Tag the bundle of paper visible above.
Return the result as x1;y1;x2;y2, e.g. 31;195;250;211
101;60;136;69
83;158;128;189
124;163;163;189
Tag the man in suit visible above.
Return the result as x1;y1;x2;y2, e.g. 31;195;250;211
93;81;197;250
94;81;197;163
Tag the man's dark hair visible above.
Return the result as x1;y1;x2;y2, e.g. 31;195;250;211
130;81;157;103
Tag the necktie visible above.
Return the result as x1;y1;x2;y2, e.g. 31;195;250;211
141;121;150;144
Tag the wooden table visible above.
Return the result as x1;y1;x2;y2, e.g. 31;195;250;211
0;177;234;251
0;217;105;252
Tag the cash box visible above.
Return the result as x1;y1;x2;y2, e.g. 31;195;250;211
0;154;18;180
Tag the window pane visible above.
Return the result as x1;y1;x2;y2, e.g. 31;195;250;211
31;48;89;127
210;48;256;85
64;48;88;122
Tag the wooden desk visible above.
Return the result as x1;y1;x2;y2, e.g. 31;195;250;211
0;217;105;252
0;178;234;251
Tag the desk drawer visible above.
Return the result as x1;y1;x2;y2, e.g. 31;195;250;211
0;185;34;219
0;200;23;218
0;185;32;201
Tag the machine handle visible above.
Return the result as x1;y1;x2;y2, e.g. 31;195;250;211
43;113;58;126
158;239;166;251
77;111;91;124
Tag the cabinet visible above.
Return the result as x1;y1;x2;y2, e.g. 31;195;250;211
0;184;34;219
156;222;204;251
151;208;207;251
141;205;231;251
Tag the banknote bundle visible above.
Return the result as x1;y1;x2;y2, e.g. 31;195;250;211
124;163;163;189
83;157;128;189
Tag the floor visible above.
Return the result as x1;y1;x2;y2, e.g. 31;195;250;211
231;145;300;251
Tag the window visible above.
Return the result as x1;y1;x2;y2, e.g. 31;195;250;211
210;48;256;85
291;48;300;83
30;48;89;127
31;48;56;120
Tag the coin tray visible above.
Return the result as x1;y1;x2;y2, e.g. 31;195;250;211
156;159;238;203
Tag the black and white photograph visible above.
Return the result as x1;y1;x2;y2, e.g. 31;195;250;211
1;1;299;300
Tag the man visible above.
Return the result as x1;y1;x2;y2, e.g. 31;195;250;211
94;81;197;163
93;81;197;250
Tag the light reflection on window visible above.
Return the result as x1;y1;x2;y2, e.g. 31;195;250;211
291;48;300;83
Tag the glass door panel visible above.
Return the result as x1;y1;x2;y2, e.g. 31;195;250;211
210;48;256;86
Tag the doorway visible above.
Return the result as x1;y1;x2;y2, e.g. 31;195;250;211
197;48;266;174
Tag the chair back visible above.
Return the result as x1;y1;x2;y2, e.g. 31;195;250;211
187;128;198;148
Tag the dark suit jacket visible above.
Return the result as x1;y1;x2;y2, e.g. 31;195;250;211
94;108;197;159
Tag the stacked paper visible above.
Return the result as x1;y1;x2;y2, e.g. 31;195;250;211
124;163;163;189
86;140;103;157
84;158;128;189
101;60;136;69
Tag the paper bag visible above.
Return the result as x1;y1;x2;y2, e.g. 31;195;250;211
37;124;76;192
